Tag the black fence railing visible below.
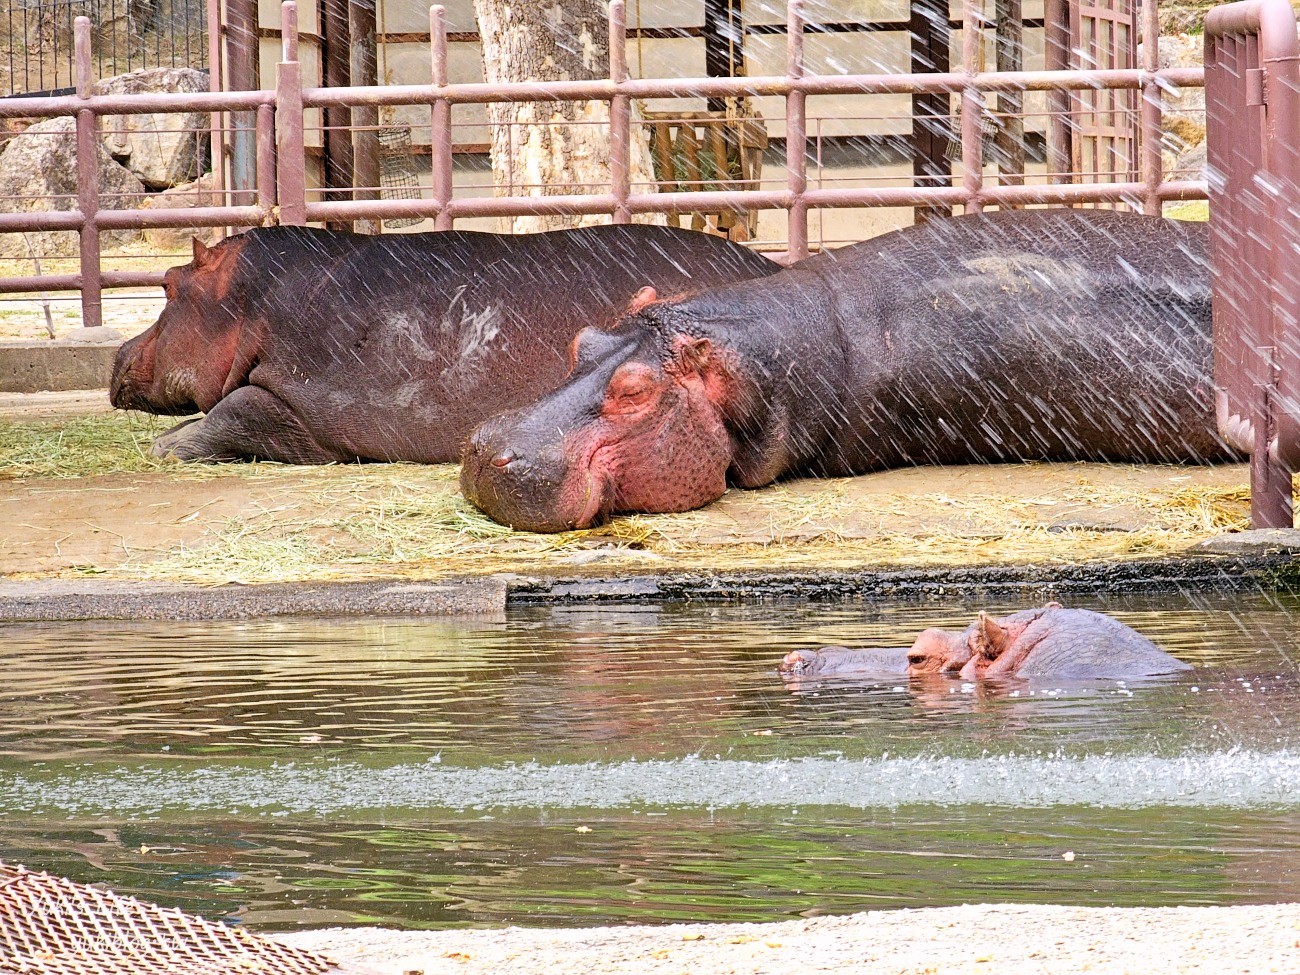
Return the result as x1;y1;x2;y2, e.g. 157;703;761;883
2;0;206;97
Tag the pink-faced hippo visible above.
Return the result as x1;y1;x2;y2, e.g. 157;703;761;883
110;225;778;463
461;209;1232;532
778;604;1191;682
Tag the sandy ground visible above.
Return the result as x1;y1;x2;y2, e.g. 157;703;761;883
0;451;1253;582
275;904;1300;975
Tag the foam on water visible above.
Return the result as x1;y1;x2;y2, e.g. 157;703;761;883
11;750;1300;816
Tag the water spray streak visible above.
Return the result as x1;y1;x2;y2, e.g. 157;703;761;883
8;751;1300;816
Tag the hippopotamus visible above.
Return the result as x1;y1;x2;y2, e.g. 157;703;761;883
778;604;1191;682
461;209;1231;532
110;224;777;463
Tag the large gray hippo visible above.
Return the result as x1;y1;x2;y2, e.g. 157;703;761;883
110;225;778;464
461;210;1231;532
778;604;1191;682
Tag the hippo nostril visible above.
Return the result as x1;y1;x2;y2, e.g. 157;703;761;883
490;450;517;469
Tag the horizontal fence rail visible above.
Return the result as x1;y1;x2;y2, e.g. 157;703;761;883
0;0;1207;334
1205;0;1300;528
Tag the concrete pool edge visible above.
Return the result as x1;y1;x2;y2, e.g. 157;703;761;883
0;550;1296;621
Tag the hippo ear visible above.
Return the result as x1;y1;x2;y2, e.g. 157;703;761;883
1044;601;1063;610
192;236;213;268
973;612;1010;659
672;334;713;374
624;286;658;317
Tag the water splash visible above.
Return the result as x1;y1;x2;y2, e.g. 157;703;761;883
11;750;1300;816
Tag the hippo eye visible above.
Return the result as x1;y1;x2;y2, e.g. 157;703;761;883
603;364;658;416
907;654;926;667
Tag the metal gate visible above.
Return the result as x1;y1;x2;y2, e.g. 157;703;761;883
1205;0;1300;528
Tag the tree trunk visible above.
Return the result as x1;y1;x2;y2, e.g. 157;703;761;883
472;0;661;233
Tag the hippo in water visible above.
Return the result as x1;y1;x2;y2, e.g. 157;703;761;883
110;225;777;464
778;605;1190;682
461;209;1231;532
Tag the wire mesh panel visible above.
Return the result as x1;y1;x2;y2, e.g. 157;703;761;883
0;863;339;975
2;0;207;96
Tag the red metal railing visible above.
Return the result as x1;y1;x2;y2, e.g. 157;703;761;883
0;0;1205;329
1205;0;1300;528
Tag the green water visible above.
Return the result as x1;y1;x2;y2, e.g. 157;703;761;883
2;592;1299;928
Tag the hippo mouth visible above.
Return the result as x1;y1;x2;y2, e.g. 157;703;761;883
460;439;615;533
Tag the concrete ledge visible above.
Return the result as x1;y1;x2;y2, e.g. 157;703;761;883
0;333;122;394
0;555;1290;621
506;554;1289;604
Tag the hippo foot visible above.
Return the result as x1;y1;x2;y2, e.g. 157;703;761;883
150;416;215;461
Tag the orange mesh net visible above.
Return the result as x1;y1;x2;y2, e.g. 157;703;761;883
0;862;339;974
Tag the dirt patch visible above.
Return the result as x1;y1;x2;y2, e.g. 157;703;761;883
276;903;1300;975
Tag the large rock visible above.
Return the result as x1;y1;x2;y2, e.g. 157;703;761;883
94;67;210;189
140;172;223;250
1156;34;1206;155
0;115;145;259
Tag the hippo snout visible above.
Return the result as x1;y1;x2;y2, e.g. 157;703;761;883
461;419;612;533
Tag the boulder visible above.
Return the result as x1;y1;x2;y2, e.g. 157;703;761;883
94;67;210;189
140;172;223;250
0;116;145;259
1155;34;1206;152
1167;142;1207;183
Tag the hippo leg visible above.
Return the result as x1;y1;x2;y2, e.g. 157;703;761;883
150;386;344;464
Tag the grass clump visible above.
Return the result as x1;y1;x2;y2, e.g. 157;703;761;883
0;412;171;479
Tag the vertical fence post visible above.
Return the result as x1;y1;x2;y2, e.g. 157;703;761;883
430;5;454;230
785;0;808;262
960;0;984;213
608;0;632;224
73;17;102;331
276;1;307;225
1139;0;1162;214
206;0;227;241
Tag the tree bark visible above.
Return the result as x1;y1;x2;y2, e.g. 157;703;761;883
472;0;661;233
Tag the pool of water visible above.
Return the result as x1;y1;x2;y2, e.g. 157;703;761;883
3;590;1299;929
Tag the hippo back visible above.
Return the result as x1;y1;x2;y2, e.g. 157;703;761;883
802;209;1224;471
1014;608;1192;680
226;224;779;462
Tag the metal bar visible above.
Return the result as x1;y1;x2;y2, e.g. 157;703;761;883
960;0;984;213
1139;0;1162;213
608;0;631;225
298;68;1207;109
74;17;102;331
785;0;808;260
430;4;453;230
207;0;227;241
275;1;307;225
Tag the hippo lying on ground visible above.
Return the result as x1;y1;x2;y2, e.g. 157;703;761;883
778;605;1191;682
110;225;777;463
461;209;1231;532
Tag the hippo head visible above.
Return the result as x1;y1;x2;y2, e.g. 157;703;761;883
905;603;1062;680
461;287;748;532
110;236;249;415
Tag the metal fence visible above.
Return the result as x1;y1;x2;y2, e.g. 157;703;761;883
0;0;1207;331
3;0;207;96
1204;0;1300;529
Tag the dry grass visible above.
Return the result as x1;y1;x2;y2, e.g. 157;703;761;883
0;412;1263;585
